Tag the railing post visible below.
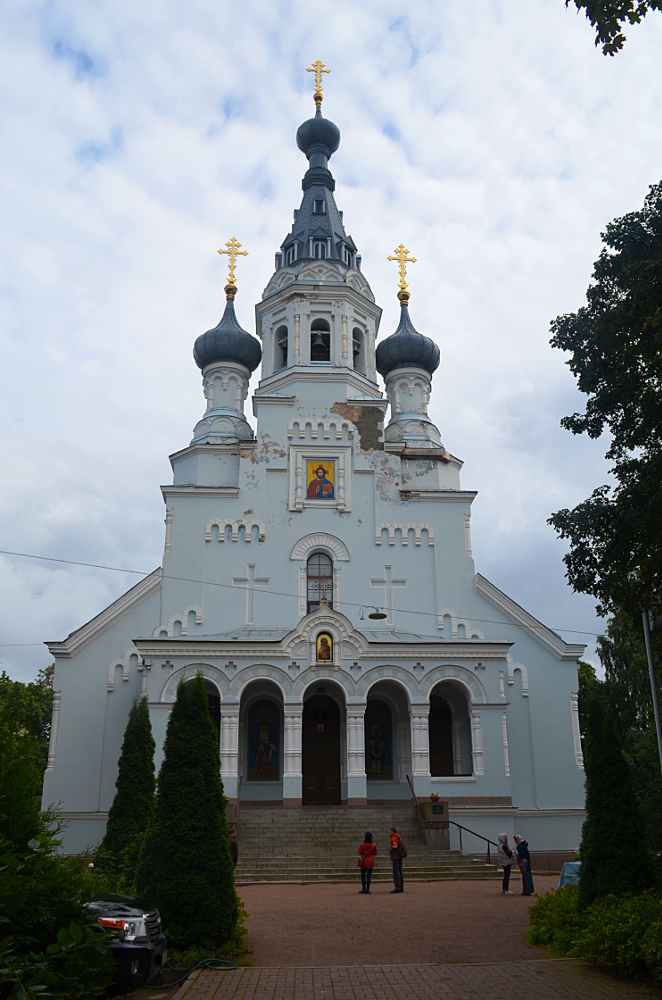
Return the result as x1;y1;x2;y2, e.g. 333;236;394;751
459;826;463;853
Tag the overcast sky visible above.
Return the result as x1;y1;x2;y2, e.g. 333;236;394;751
2;0;661;681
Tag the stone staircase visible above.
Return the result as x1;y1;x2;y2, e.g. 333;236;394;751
234;805;500;883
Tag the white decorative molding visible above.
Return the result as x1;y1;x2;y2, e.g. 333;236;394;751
298;566;306;615
153;606;202;639
571;692;584;768
452;721;463;775
471;709;484;776
45;690;61;771
476;574;586;661
283;705;303;778
164;508;174;552
410;705;431;777
507;654;529;696
47;569;162;659
107;647;143;691
205;518;265;543
437;608;485;641
463;514;472;557
501;709;510;777
220;705;240;783
290;533;350;562
232;564;270;626
287;417;354;441
375;523;434;547
346;705;367;778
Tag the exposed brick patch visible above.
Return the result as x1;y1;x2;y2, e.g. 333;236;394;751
330;403;383;451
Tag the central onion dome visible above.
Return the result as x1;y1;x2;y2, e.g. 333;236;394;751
296;105;340;162
376;302;440;378
193;297;262;372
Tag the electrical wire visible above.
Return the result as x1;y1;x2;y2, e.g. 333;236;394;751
0;546;604;641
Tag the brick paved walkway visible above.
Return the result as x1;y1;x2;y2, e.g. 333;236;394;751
173;962;661;1000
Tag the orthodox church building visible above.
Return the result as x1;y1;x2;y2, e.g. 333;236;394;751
44;72;586;854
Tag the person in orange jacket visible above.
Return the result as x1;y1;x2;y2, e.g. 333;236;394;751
358;831;377;893
389;826;406;893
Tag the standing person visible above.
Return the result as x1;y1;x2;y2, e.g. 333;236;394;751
229;828;238;869
497;833;514;894
389;826;407;893
514;834;534;895
358;832;377;894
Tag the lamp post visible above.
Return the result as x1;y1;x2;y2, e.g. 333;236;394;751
642;609;662;775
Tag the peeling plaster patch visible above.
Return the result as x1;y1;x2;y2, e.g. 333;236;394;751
252;433;286;463
331;402;383;451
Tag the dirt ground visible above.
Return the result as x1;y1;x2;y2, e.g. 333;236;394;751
237;876;558;967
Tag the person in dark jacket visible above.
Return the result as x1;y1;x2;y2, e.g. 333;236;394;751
358;831;377;893
497;832;514;894
229;829;238;868
389;827;406;893
514;834;534;895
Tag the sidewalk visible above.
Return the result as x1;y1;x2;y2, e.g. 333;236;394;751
174;962;661;1000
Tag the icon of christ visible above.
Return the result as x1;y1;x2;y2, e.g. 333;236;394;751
307;463;334;499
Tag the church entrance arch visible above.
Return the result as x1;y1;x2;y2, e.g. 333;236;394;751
429;681;473;776
302;695;341;805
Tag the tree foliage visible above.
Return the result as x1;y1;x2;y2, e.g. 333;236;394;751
101;697;155;879
549;182;662;617
0;665;53;777
567;1;662;55
137;676;237;949
579;692;656;908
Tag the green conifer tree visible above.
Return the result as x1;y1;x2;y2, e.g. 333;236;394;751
136;675;237;948
579;692;657;908
102;696;155;869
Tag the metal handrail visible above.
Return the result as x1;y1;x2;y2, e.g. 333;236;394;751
406;774;498;864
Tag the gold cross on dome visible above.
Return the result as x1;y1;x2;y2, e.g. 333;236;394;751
387;243;417;302
307;59;330;105
218;237;248;291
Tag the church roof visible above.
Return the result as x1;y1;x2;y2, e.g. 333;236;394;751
193;296;262;373
376;301;441;378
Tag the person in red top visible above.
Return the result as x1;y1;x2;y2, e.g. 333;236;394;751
390;827;406;893
358;832;377;894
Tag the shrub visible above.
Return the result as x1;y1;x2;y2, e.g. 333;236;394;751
101;696;155;877
0;720;42;851
137;676;238;949
527;884;583;955
579;694;656;908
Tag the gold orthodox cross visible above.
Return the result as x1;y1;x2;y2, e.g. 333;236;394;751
387;244;417;302
218;237;248;298
307;59;330;106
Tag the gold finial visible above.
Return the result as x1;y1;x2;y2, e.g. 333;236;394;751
387;243;417;304
307;59;330;107
217;237;248;299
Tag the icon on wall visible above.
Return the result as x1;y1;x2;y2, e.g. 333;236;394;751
306;461;334;499
316;632;333;662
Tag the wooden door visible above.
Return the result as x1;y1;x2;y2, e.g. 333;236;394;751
429;696;454;776
302;695;341;805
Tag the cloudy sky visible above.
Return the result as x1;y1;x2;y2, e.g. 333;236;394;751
2;0;661;681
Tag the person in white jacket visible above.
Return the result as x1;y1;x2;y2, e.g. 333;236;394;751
497;832;514;894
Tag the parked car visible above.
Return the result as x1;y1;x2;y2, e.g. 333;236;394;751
558;861;581;888
86;894;167;992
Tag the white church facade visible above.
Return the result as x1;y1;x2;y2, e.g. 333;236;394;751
43;77;586;855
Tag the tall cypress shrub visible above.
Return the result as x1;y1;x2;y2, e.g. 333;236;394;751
579;692;656;908
136;675;237;948
102;697;155;869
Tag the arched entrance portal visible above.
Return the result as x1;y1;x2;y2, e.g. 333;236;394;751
429;693;453;776
302;695;341;805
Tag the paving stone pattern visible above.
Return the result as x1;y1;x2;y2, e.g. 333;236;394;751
176;963;661;1000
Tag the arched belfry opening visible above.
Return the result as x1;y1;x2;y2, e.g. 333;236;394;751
310;318;331;362
352;327;366;375
275;324;288;369
307;553;333;613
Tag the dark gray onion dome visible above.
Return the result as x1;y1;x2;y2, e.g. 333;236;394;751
376;303;440;378
193;297;262;372
296;106;340;161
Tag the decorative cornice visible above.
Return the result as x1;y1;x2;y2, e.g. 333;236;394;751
133;638;512;661
400;489;477;503
475;574;586;661
47;569;162;659
160;486;240;499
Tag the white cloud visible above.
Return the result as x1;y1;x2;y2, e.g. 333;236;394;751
2;0;661;679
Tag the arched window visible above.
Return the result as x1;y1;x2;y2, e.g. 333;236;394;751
365;699;393;780
285;245;296;266
429;692;453;776
352;327;366;375
247;699;280;781
310;319;331;362
313;241;327;259
275;325;288;369
307;553;333;613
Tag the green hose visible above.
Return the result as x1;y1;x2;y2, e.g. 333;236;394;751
142;945;237;989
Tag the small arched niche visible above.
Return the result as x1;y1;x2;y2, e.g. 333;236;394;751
275;325;288;370
310;318;331;362
352;327;366;375
429;681;473;776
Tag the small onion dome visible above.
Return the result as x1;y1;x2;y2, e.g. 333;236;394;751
376;303;440;378
296;106;340;161
193;297;262;372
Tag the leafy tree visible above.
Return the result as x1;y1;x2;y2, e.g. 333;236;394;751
579;692;656;908
136;676;237;949
548;182;662;619
625;729;662;854
101;697;155;878
0;665;53;776
567;1;662;55
596;610;662;735
0;718;42;851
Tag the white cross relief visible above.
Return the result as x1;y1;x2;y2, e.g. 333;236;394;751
370;565;407;625
231;564;270;625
